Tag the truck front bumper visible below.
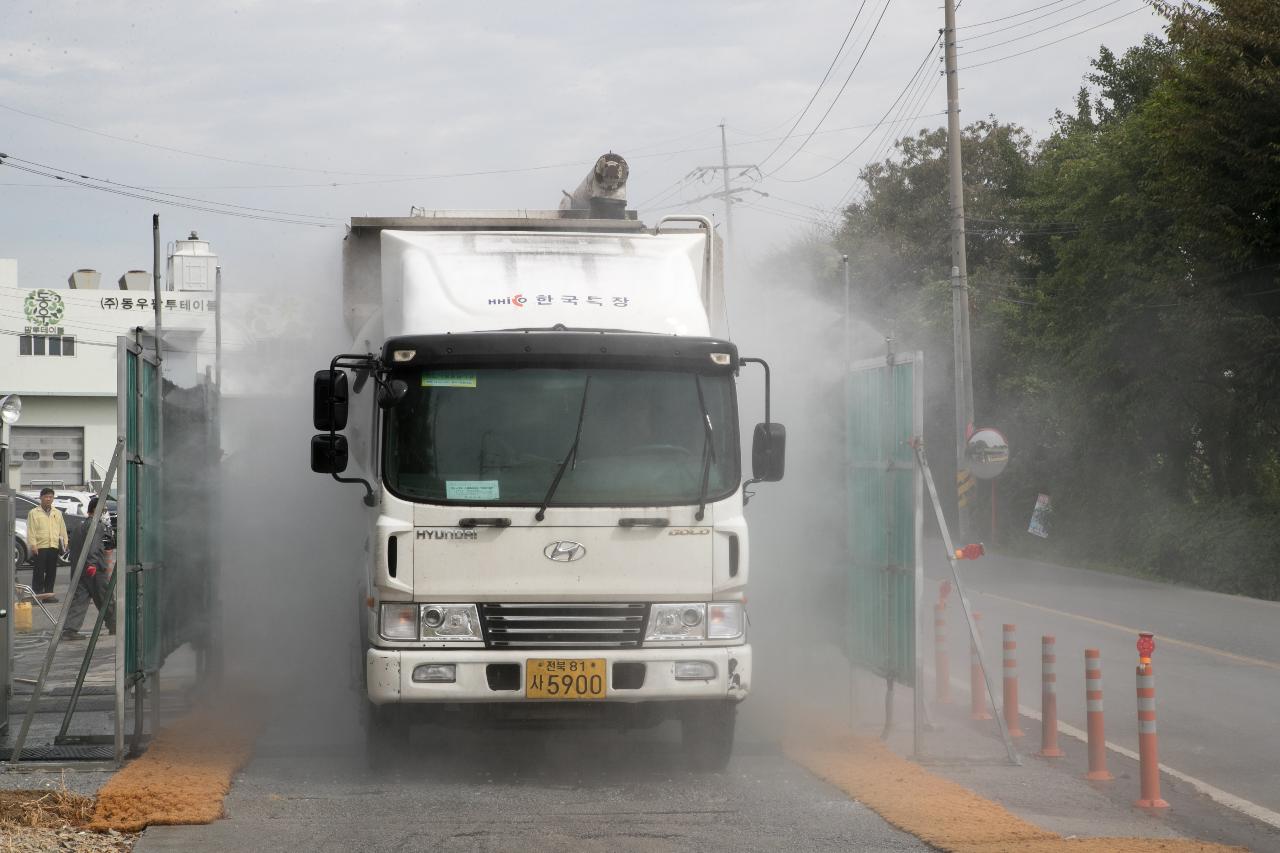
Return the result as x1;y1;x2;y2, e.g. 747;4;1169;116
366;645;751;705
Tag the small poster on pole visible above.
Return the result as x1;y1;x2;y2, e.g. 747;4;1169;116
1028;493;1051;538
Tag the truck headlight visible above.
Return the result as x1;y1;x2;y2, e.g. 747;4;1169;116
421;604;483;642
707;603;744;639
646;603;706;641
645;603;744;642
380;603;419;640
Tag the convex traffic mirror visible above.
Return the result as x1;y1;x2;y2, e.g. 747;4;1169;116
966;427;1009;480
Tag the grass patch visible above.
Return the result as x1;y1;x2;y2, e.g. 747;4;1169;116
0;784;95;830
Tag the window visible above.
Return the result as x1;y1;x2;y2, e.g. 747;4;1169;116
384;367;740;507
18;335;77;356
22;451;40;461
52;451;71;461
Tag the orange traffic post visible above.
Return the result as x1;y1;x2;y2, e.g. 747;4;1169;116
1135;632;1169;809
970;612;991;720
1084;649;1113;780
1002;624;1025;737
1038;635;1064;757
934;603;951;704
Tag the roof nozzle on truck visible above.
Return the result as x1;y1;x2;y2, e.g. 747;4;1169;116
559;152;629;219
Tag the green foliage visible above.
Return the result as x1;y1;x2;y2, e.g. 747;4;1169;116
829;0;1280;598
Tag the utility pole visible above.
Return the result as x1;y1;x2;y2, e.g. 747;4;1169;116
689;125;758;267
944;0;976;538
719;122;735;254
842;254;852;365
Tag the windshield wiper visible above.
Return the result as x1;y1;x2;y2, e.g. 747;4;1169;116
694;374;715;521
535;376;592;522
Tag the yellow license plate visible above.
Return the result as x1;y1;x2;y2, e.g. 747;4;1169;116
525;658;607;700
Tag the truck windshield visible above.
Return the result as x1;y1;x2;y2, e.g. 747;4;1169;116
383;367;739;506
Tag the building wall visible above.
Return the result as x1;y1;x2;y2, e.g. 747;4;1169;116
11;396;117;487
1;258;222;489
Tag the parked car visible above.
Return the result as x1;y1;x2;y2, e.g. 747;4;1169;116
14;516;29;567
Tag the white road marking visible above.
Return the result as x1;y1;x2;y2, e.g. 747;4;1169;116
940;672;1280;831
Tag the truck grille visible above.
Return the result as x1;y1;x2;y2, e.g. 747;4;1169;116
479;603;649;649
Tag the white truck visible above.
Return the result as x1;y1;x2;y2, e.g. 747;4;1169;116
311;154;785;770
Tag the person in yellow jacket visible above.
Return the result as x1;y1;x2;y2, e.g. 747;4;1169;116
27;487;68;599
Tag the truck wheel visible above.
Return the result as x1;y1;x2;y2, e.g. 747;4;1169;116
681;701;736;773
364;702;408;769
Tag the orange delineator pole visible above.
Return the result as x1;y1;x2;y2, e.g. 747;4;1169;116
1038;635;1063;757
970;612;991;720
1084;649;1113;781
1002;624;1025;737
934;603;951;704
1135;653;1169;808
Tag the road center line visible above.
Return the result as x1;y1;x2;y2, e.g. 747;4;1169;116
974;590;1280;671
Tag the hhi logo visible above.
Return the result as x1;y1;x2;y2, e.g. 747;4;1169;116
488;293;527;307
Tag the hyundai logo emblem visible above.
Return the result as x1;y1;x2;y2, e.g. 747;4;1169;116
543;540;586;562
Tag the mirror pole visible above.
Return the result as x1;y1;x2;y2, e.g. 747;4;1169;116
739;357;771;423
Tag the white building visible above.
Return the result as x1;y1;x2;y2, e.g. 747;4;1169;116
0;234;220;489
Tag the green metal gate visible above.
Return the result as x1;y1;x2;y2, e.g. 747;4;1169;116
845;350;923;686
117;336;220;746
119;339;163;685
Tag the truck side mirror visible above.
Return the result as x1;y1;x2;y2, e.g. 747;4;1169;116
751;422;786;482
313;370;349;431
310;434;349;473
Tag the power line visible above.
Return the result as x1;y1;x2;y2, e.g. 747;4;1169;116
958;0;1130;55
960;0;1097;41
634;174;700;209
737;200;835;229
0;159;336;227
764;0;898;178
0;101;420;178
958;0;1078;29
847;39;947;204
1;154;340;222
768;34;940;185
959;7;1150;70
756;0;872;170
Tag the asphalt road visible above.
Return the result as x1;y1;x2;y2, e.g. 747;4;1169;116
927;545;1280;817
134;713;929;853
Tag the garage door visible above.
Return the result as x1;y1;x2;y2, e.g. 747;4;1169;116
10;426;85;488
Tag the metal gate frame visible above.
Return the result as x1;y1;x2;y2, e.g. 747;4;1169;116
118;336;163;756
845;348;924;749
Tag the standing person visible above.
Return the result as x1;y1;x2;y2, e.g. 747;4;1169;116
26;487;68;600
63;496;116;640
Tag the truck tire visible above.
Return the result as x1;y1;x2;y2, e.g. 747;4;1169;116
364;702;408;769
681;701;736;772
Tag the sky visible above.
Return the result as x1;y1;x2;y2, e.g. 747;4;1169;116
0;0;1169;292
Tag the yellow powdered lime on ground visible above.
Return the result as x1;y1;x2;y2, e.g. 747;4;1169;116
89;706;261;833
785;726;1244;853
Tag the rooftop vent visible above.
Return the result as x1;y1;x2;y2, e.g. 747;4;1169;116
118;270;151;291
68;269;101;290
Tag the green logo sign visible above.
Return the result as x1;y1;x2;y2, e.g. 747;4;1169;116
24;289;65;329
